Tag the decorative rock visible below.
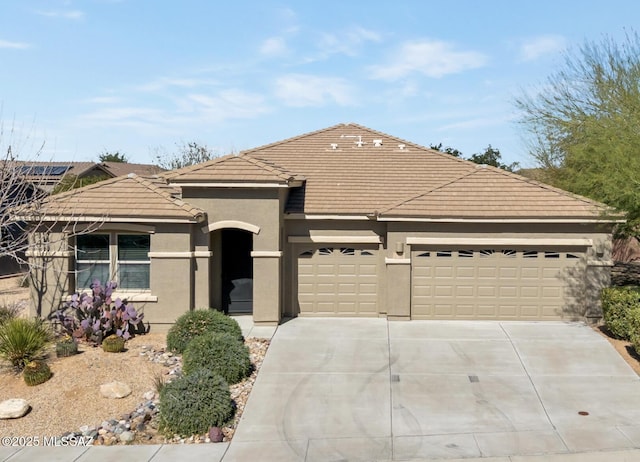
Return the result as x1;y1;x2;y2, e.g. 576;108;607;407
119;431;135;443
143;390;155;401
0;399;30;419
100;382;132;399
209;426;224;443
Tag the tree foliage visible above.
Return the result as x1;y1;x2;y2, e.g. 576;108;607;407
51;173;109;194
515;31;640;233
467;145;519;172
98;151;128;163
155;141;219;170
430;143;519;172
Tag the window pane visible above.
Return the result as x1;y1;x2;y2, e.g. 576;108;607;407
77;234;109;260
76;263;109;289
118;235;150;261
118;263;150;289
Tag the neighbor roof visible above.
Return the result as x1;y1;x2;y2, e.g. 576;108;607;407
29;174;204;223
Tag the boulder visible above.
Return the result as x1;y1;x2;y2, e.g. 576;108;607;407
100;381;132;399
0;399;30;419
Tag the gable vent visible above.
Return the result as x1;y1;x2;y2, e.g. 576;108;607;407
373;139;383;147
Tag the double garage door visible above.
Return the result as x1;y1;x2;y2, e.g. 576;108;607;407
411;248;585;320
296;245;585;320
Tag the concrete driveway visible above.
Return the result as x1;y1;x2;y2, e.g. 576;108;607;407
226;318;640;461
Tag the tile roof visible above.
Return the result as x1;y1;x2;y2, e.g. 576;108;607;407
101;162;165;177
237;123;610;219
163;154;301;184
33;174;204;222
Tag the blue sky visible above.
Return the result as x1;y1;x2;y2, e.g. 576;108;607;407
1;1;638;167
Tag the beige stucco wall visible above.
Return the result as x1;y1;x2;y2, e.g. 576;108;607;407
182;187;284;324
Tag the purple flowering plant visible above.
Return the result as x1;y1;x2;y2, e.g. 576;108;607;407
52;279;148;345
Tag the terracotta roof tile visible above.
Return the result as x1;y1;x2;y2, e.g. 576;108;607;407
36;174;204;222
101;162;165;177
164;154;299;183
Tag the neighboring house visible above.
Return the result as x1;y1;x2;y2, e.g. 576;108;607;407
14;161;164;193
25;124;619;329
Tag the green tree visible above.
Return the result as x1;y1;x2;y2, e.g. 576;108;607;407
98;151;128;163
51;174;109;194
515;31;640;233
468;145;520;172
155;141;219;170
430;143;463;158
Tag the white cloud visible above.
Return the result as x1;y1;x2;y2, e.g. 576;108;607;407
370;39;488;80
519;35;567;61
318;26;382;57
0;40;30;49
137;77;219;92
35;9;85;20
260;37;288;57
274;74;355;107
186;90;269;120
81;96;122;104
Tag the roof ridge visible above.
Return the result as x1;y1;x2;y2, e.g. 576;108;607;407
379;169;479;215
43;173;124;201
242;154;304;180
240;124;348;155
129;175;205;219
162;153;237;179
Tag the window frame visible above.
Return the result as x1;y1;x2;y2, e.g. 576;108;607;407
75;232;151;291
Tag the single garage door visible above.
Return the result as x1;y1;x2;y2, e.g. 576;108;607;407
297;246;378;316
412;248;585;320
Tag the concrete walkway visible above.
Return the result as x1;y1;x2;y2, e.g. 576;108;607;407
3;319;640;461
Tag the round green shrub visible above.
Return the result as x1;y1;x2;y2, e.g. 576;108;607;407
102;334;125;353
23;359;52;386
601;287;640;339
166;309;242;354
159;368;234;436
182;332;252;384
0;317;53;370
631;333;640;357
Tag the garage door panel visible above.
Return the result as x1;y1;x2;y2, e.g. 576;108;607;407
412;248;584;320
297;247;378;315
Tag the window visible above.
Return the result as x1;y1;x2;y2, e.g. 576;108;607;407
502;249;516;258
544;252;560;259
523;251;538;258
118;235;150;289
76;233;150;290
417;252;430;257
480;249;495;257
318;247;333;256
340;247;355;255
436;250;452;257
76;234;110;289
458;250;474;258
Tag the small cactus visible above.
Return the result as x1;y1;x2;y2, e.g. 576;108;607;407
23;360;52;386
55;335;78;357
102;334;125;353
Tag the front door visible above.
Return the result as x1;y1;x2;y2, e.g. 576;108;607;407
221;229;253;314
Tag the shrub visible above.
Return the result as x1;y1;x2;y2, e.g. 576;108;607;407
52;280;148;346
55;335;78;357
601;287;640;339
166;309;242;354
182;332;252;384
159;368;234;436
23;360;52;386
0;302;21;325
631;332;640;356
0;317;53;370
102;334;125;353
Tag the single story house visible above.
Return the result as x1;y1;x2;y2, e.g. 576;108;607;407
25;123;617;329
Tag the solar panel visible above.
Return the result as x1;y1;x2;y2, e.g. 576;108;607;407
19;165;71;176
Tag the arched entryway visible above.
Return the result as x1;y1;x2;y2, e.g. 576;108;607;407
220;228;253;314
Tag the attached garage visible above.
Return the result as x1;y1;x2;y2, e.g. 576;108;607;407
297;246;379;316
411;246;587;320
